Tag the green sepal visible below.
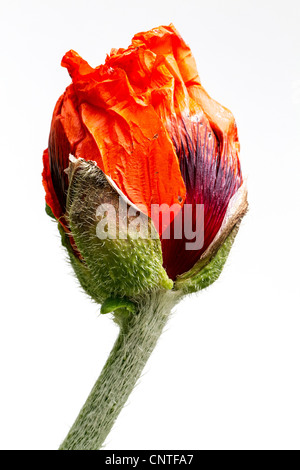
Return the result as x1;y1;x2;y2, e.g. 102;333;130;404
46;204;98;301
57;223;105;304
66;159;173;301
101;297;137;315
45;203;56;219
174;225;239;294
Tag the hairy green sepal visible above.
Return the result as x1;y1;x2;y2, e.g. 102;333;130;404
54;160;173;304
174;225;240;294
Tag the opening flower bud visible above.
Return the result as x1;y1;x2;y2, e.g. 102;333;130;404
42;24;248;305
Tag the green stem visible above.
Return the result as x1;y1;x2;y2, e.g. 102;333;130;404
59;289;180;450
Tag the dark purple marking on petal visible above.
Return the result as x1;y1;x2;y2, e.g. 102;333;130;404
161;116;242;280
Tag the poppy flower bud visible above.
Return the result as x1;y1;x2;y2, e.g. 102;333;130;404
42;24;247;309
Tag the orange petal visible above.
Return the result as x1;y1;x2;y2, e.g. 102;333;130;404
62;52;186;220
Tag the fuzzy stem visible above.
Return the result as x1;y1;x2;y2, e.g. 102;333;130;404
59;289;180;450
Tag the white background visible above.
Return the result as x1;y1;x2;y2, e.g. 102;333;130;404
0;0;299;451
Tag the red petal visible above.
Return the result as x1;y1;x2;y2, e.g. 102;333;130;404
42;148;63;220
